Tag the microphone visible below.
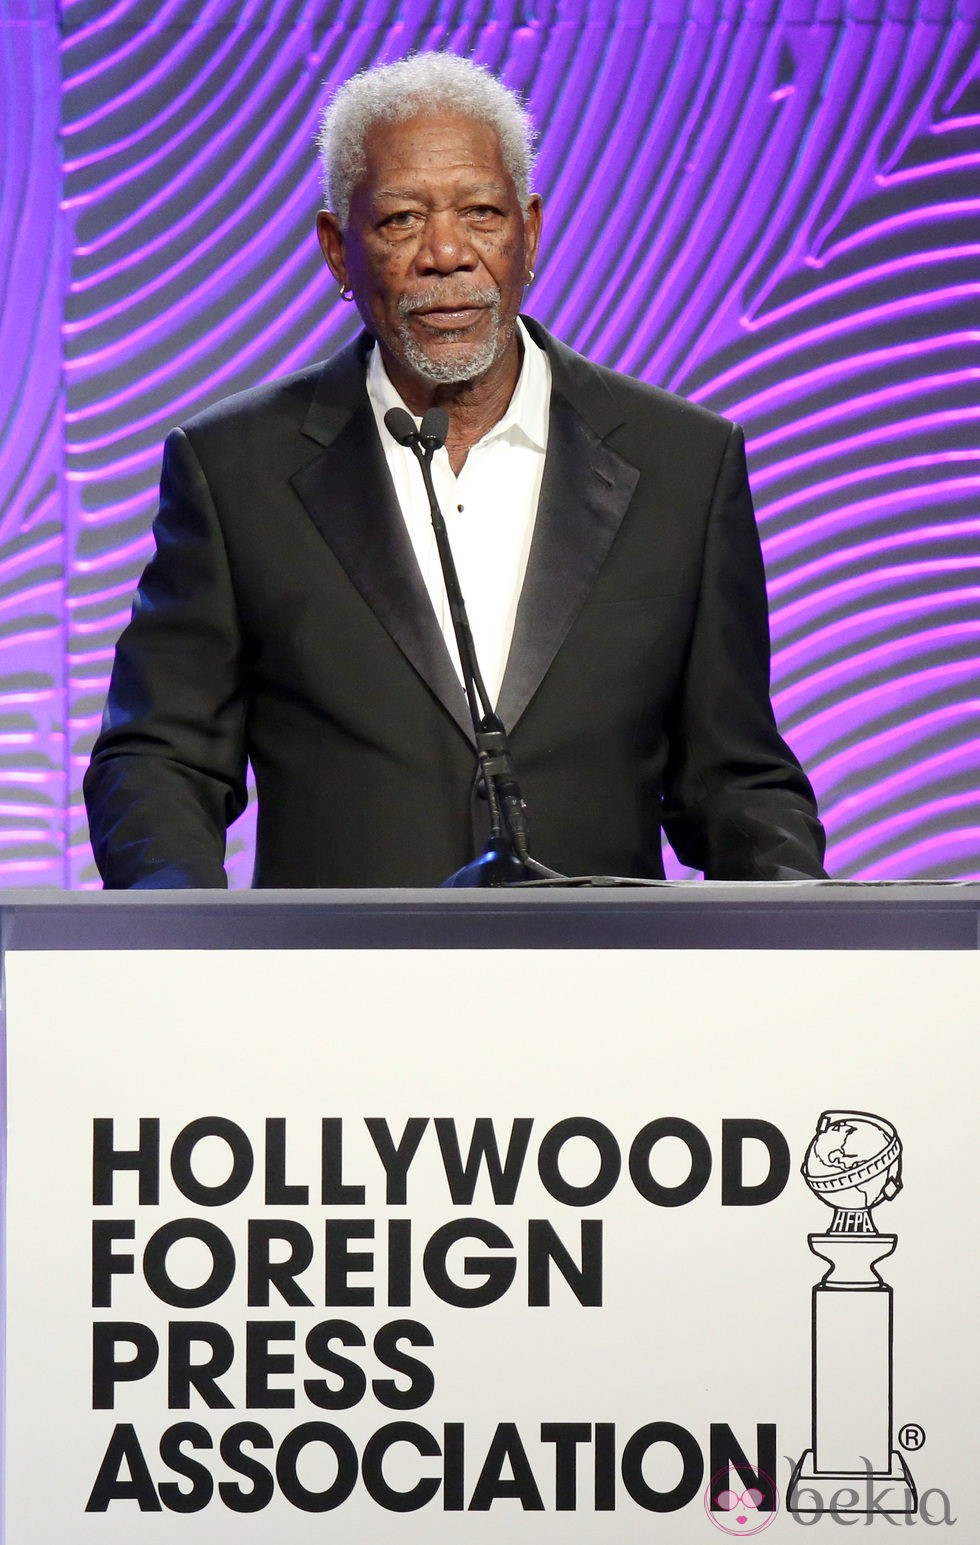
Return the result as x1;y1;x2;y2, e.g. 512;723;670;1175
382;401;562;886
419;407;448;453
383;406;449;454
383;406;418;447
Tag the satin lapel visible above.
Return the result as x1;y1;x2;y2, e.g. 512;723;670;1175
497;392;640;731
290;356;472;742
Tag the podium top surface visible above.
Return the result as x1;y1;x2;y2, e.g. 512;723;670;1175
0;882;977;950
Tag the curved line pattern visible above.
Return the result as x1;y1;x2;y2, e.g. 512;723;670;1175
0;0;67;881
0;0;975;884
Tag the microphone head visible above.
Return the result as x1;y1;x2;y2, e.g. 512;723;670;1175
384;406;419;446
419;407;449;450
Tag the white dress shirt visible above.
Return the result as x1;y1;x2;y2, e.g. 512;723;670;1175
367;318;552;706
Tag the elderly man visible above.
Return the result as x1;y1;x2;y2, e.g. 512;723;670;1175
84;53;826;888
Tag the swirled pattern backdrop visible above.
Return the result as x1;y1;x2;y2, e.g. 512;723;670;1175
2;0;978;885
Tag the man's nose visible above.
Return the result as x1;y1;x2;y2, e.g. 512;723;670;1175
417;212;477;272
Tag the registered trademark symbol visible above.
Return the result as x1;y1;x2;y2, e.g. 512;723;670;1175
899;1423;926;1451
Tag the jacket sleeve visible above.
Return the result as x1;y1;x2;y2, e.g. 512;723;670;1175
660;423;828;880
83;428;249;888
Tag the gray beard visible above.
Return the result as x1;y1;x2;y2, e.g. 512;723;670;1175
394;288;507;385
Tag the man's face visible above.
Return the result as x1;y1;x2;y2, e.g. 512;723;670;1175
318;112;541;402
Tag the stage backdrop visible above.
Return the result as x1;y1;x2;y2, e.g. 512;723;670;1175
1;0;978;886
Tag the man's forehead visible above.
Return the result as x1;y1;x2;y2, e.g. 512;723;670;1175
359;112;510;182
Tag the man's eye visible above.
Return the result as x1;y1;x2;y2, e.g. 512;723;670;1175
467;205;500;220
381;211;419;230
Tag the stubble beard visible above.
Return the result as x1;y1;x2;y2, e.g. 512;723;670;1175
393;287;510;385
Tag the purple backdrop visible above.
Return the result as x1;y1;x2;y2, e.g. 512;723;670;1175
2;0;978;886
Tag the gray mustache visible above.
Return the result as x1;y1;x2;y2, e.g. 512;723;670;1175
398;288;501;316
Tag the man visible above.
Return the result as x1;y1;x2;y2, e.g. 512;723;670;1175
84;53;826;888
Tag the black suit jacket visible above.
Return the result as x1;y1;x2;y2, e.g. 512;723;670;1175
84;320;826;887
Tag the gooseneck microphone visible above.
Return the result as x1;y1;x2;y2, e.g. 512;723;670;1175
383;405;563;887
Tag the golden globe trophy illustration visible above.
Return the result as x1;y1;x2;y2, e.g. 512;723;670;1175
787;1110;917;1518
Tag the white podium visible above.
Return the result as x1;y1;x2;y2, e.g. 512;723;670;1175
1;885;975;1540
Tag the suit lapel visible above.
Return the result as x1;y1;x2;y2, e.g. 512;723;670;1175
497;333;640;731
289;340;473;741
289;326;640;743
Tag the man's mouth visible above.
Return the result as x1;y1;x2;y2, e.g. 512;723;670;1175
413;305;485;330
398;289;500;334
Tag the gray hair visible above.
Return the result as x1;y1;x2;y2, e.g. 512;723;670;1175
317;53;537;226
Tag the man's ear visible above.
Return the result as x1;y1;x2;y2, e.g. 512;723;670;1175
316;210;347;288
524;194;543;275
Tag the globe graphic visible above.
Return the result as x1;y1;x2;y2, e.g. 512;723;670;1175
802;1111;902;1232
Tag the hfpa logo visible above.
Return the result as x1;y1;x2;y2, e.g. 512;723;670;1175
705;1112;955;1532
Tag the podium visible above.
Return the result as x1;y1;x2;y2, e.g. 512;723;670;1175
1;884;975;1540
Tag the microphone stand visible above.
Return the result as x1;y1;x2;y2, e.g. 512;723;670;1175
384;405;564;887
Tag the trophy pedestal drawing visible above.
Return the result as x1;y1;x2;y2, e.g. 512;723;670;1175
788;1450;916;1514
788;1231;917;1515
